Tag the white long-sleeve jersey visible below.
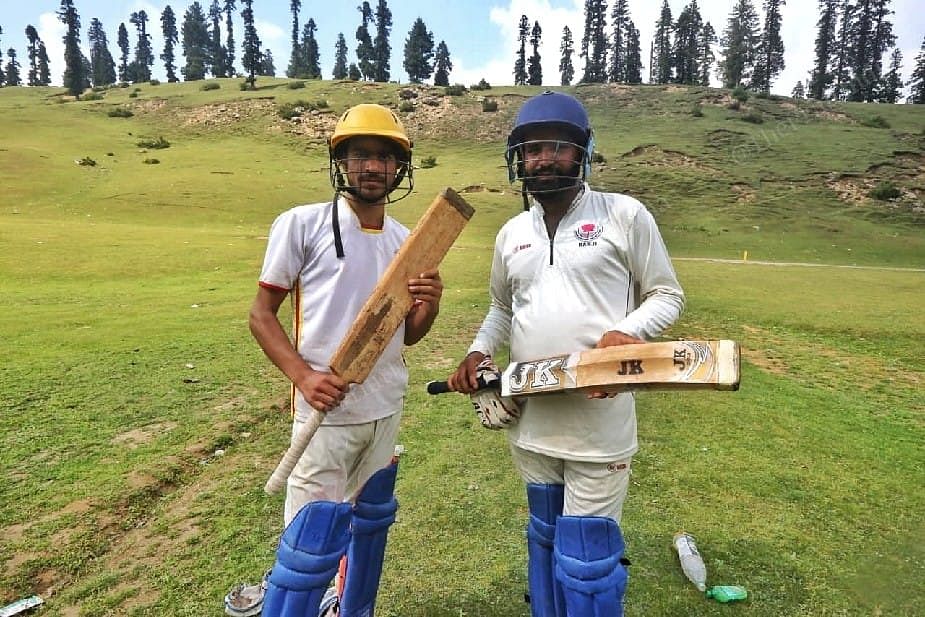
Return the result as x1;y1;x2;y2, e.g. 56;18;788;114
468;185;685;462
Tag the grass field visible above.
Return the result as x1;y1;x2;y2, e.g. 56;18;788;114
1;78;923;616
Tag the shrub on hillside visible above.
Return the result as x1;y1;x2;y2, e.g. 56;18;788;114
445;84;467;96
288;81;306;89
420;156;437;169
201;82;220;91
107;108;134;118
591;151;606;164
691;102;704;117
742;112;764;124
143;158;160;165
82;92;104;101
732;85;750;103
399;100;415;113
76;156;97;166
277;99;328;120
471;79;492;91
868;181;901;201
137;136;170;149
861;115;890;129
481;98;498;112
149;79;160;86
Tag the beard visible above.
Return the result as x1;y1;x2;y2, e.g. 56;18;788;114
522;163;582;194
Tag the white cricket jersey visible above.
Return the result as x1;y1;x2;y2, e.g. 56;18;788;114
258;199;410;425
469;185;685;462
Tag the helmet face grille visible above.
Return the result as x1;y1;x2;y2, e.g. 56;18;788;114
506;92;594;193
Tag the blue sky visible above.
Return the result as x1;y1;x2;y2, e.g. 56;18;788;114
1;0;922;97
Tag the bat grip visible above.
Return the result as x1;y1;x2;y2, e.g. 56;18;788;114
264;408;326;495
426;374;495;395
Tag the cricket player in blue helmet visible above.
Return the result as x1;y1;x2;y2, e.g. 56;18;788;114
446;90;686;616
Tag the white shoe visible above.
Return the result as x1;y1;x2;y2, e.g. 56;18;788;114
224;570;269;617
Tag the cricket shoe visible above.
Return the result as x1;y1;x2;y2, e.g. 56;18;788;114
224;570;269;617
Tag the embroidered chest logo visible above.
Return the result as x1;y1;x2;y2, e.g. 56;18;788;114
574;222;603;247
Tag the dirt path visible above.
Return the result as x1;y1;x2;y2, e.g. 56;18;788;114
674;257;925;273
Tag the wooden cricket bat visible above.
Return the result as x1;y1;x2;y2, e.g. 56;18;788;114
265;188;475;494
427;340;739;396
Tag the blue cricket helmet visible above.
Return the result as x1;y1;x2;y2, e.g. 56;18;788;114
505;90;596;188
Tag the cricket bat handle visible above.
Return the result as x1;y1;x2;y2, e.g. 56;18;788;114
426;373;497;394
264;408;325;495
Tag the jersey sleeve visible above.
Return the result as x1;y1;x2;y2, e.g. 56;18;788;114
258;210;306;291
614;202;685;339
468;226;513;356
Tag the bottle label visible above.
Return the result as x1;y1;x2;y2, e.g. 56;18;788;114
674;534;700;558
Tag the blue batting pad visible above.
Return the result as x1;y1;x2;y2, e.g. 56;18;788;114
526;483;566;617
262;500;353;617
339;461;399;617
554;515;628;617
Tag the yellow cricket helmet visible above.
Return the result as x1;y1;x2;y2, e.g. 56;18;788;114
329;103;412;157
328;103;414;204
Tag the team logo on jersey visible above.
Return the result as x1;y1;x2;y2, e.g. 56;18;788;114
574;222;603;246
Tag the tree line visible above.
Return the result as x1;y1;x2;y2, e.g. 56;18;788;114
0;0;922;103
518;0;922;103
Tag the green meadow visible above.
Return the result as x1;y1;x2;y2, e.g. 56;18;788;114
1;78;922;616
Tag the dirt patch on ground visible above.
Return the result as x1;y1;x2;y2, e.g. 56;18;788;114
182;99;276;127
112;421;178;448
731;182;757;203
621;143;718;173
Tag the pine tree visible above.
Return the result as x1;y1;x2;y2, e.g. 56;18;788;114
348;63;361;80
117;23;130;82
223;0;236;76
129;10;153;82
0;28;5;88
609;0;628;82
37;42;51;86
831;0;853;100
652;0;673;83
356;2;375;80
88;18;116;87
372;0;392;82
181;2;210;81
259;48;275;76
752;0;786;94
907;35;925;103
625;20;643;84
300;18;320;78
287;0;302;77
240;0;262;88
699;21;716;86
879;47;901;102
791;80;805;98
514;15;528;86
528;21;543;86
58;0;86;97
5;48;21;86
433;40;452;86
847;0;895;102
161;6;179;82
25;25;41;86
673;0;703;85
208;1;226;77
718;0;760;88
560;26;575;86
333;33;348;79
402;17;433;84
808;0;838;99
580;0;608;82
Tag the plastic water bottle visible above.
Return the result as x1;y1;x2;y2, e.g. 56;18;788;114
673;532;707;591
706;585;748;603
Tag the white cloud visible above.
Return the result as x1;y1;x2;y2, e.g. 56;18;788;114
454;0;585;87
37;12;66;86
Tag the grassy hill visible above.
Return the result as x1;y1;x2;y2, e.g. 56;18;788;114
1;78;922;616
